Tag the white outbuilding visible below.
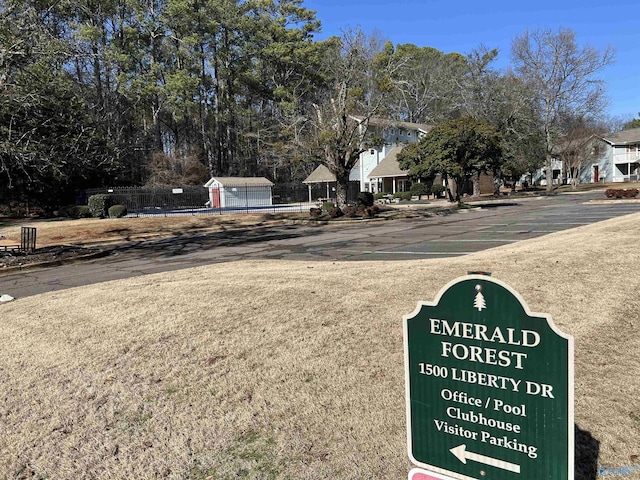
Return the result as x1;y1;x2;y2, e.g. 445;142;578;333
204;177;274;209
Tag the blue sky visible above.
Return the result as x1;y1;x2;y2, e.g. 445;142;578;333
303;0;640;121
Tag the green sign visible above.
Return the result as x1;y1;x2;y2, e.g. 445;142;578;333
404;275;574;480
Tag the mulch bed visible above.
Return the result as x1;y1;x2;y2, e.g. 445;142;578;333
0;245;96;270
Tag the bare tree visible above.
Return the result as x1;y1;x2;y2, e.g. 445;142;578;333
303;28;391;207
511;28;614;191
555;116;607;188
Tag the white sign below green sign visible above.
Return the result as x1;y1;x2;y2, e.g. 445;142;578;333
403;275;574;480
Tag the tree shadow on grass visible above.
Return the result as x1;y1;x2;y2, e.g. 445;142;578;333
575;424;600;480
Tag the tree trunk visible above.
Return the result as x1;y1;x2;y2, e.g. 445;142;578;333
545;156;554;192
335;171;349;209
445;177;456;202
571;177;579;190
472;172;481;197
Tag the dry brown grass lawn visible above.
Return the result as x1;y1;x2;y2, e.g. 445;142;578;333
1;214;640;479
0;213;297;247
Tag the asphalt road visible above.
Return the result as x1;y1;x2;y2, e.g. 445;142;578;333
2;191;639;300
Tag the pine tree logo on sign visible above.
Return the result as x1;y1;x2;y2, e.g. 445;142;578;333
473;285;486;312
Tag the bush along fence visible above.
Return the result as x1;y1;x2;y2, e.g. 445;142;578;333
80;184;361;217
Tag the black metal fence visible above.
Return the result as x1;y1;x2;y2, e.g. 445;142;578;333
81;183;360;217
78;182;359;216
83;186;209;214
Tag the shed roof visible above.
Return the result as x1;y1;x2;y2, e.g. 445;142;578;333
368;146;408;179
204;177;273;187
602;127;640;145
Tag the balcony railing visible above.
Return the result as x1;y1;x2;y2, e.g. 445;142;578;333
613;151;640;164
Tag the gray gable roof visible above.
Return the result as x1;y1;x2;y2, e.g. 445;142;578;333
303;165;336;184
602;128;640;145
303;161;363;184
368;146;407;178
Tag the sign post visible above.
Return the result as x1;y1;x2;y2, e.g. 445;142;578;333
404;275;574;480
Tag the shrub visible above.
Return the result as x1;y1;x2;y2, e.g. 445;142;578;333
309;207;322;218
356;191;374;208
0;202;46;218
393;191;412;201
56;205;92;218
108;204;128;218
374;192;386;201
430;184;446;198
88;194;114;218
77;205;93;217
409;182;428;197
605;188;639;199
327;206;343;218
322;201;335;212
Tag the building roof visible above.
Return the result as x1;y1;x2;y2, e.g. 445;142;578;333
302;165;336;184
602;128;640;145
204;177;273;187
368;146;408;179
349;115;434;134
551;134;599;155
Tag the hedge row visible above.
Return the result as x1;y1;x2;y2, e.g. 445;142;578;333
55;195;127;218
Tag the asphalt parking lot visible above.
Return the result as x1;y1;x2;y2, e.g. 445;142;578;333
2;191;639;299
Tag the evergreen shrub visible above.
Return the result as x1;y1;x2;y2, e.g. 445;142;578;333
322;201;335;212
356;191;374;208
88;194;114;218
108;204;128;218
56;205;92;218
409;182;428;196
430;184;446;198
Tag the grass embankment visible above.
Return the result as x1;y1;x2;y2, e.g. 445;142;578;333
1;214;639;479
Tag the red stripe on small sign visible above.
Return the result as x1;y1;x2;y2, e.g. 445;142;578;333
409;470;450;480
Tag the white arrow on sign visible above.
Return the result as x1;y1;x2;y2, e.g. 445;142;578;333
450;444;521;474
